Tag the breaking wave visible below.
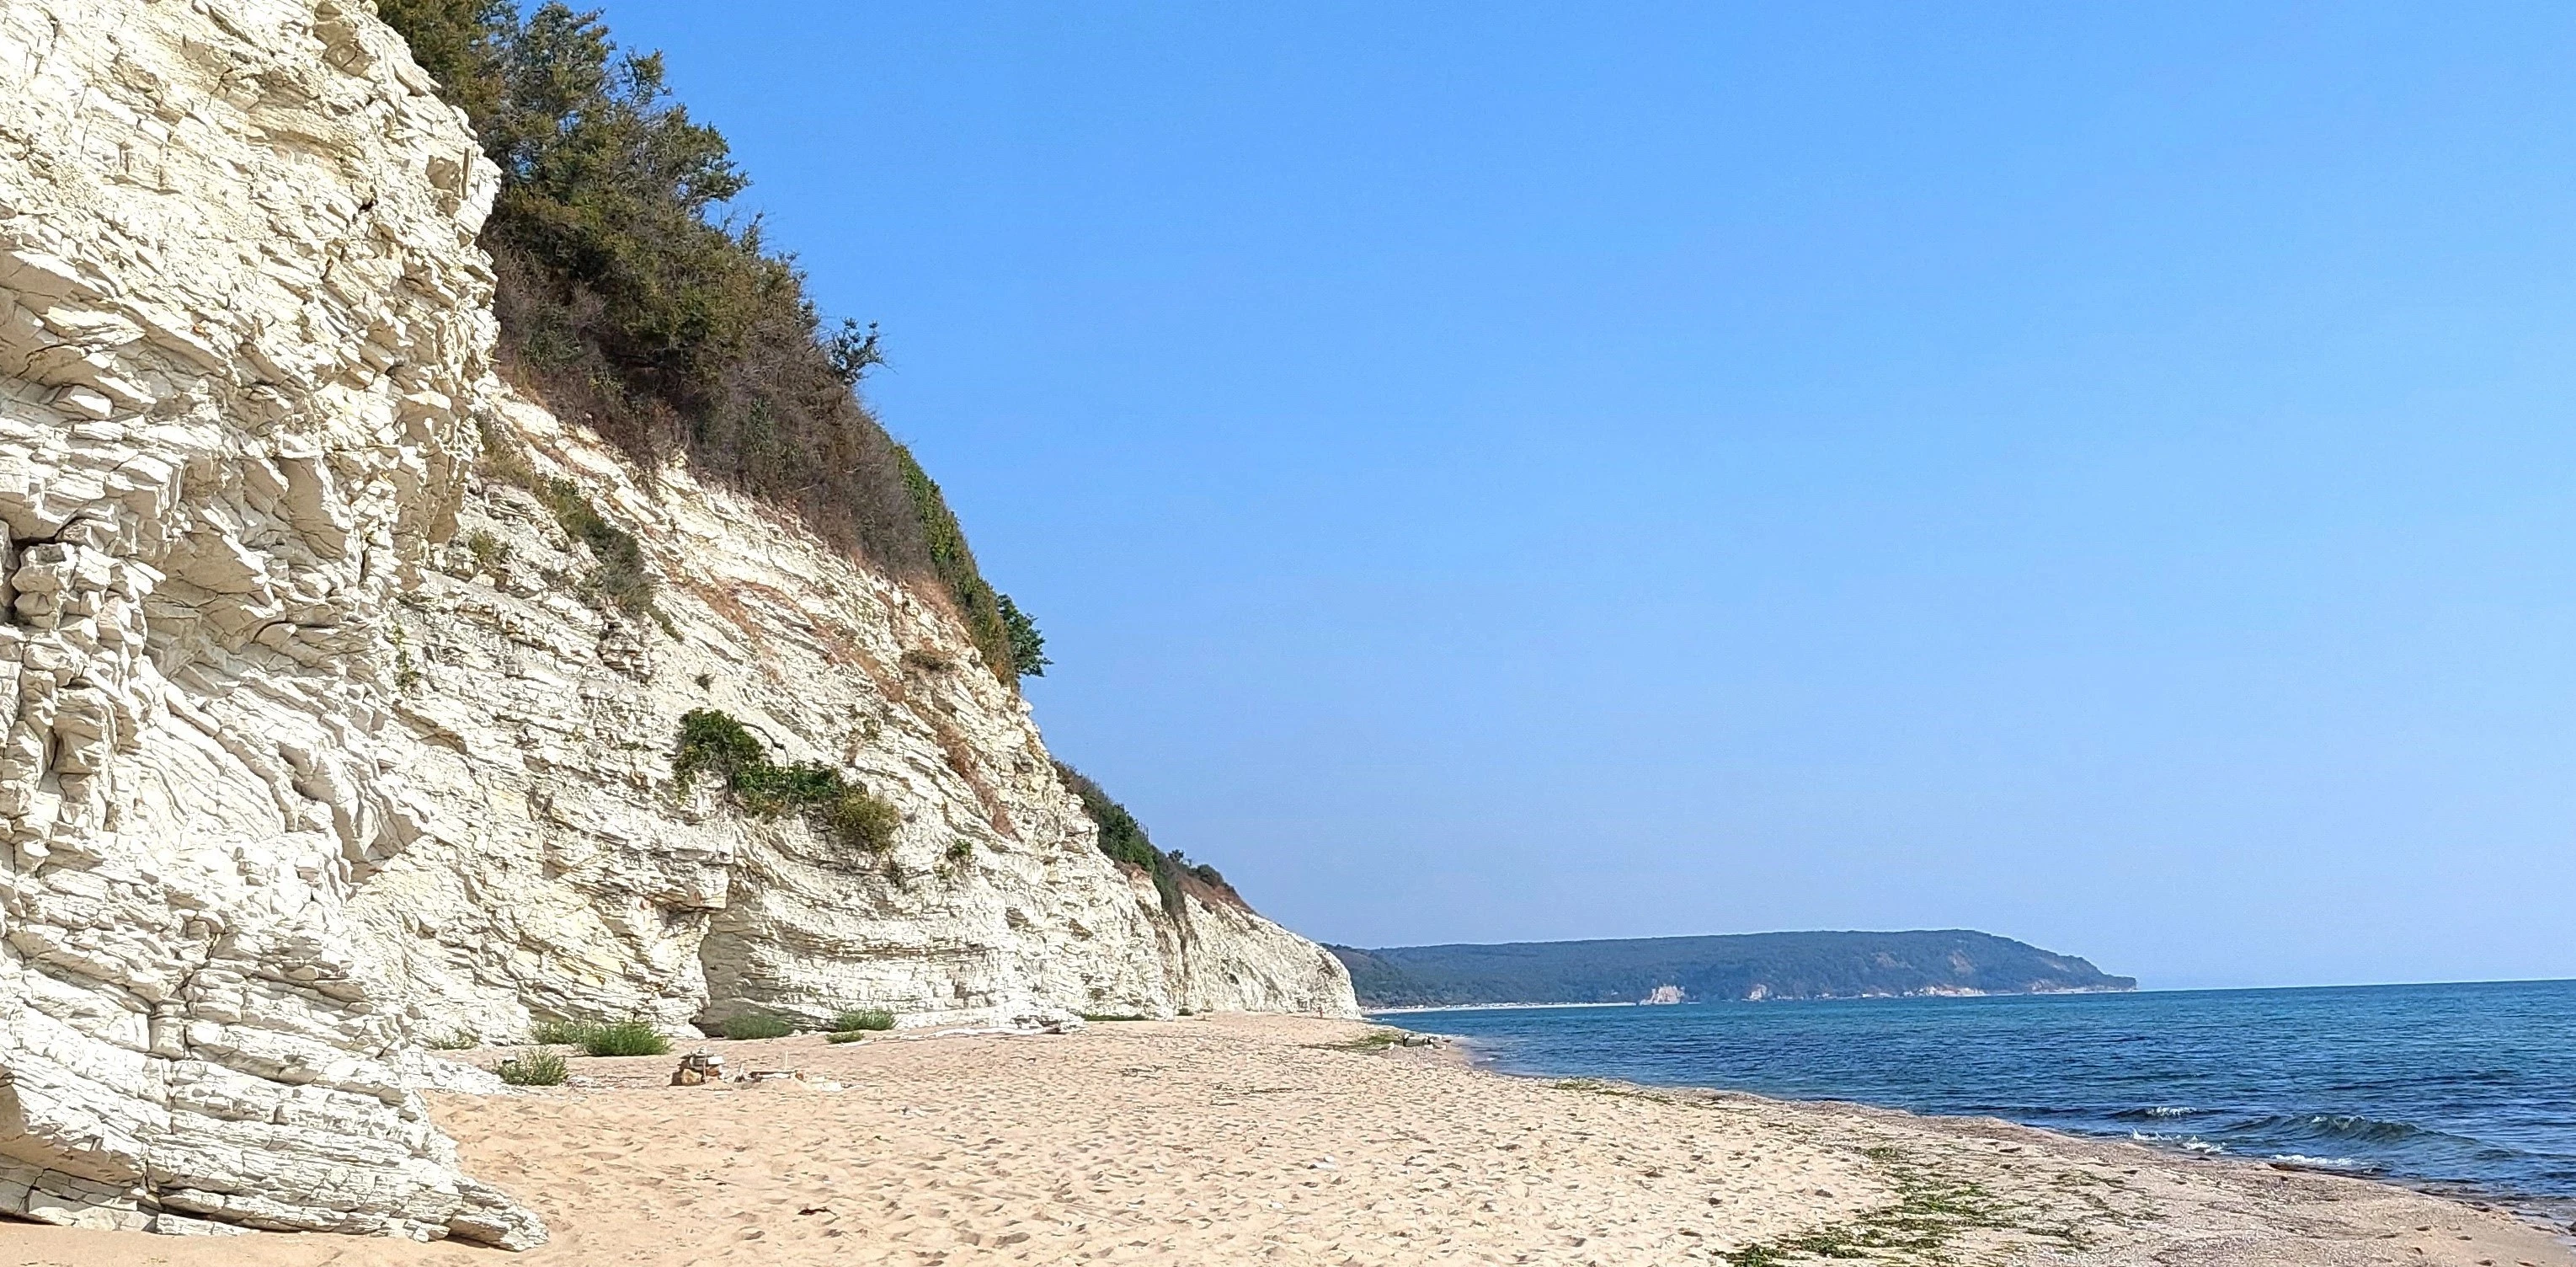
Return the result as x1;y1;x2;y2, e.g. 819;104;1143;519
2112;1105;2210;1120
2250;1113;2430;1146
2267;1154;2376;1173
2130;1130;2227;1154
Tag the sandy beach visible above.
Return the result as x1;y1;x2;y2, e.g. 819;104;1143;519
0;1014;2563;1266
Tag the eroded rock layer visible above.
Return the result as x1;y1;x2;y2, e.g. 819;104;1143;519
0;0;1352;1243
376;392;1356;1042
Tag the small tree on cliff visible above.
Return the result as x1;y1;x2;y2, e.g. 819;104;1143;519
376;0;1028;685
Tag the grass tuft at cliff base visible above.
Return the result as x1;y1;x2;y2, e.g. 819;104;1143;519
498;1050;568;1085
829;1008;896;1034
526;1018;671;1057
718;1014;796;1040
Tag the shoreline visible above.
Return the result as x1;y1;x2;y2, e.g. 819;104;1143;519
0;1013;2563;1265
1405;1024;2576;1244
1369;1008;2576;1235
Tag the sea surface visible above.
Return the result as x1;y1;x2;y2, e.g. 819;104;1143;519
1374;979;2576;1209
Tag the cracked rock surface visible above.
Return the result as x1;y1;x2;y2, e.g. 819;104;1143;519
0;0;1352;1245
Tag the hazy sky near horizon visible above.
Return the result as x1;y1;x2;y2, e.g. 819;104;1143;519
593;1;2575;991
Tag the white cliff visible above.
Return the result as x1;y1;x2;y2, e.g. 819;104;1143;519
0;0;1353;1245
376;390;1357;1040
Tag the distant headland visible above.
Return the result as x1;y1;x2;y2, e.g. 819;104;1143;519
1330;930;2136;1009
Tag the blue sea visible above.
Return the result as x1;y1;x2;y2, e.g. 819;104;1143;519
1376;979;2576;1211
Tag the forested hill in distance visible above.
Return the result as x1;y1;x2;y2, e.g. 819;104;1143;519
1330;931;2136;1008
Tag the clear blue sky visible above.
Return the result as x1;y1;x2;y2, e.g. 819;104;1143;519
595;2;2575;990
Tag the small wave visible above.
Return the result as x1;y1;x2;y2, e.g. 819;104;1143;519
2112;1106;2206;1120
2130;1130;2227;1155
2267;1153;2375;1173
2248;1113;2429;1145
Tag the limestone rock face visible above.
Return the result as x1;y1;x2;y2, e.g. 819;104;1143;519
0;0;1352;1245
376;393;1359;1041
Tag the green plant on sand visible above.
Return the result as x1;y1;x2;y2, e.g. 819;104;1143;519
719;1013;796;1040
527;1018;587;1046
525;1018;671;1057
498;1050;568;1086
578;1019;671;1056
1718;1144;2081;1265
1318;1028;1411;1052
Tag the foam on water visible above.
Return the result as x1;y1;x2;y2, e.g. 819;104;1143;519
2130;1130;2231;1154
2269;1154;2375;1173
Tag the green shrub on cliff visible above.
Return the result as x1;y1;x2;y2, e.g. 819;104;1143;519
538;477;665;629
670;708;764;788
674;708;901;854
822;793;903;854
377;1;1031;683
425;1027;480;1050
1168;851;1225;889
998;594;1048;678
1052;761;1197;918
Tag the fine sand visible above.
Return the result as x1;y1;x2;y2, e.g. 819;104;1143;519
1;1014;2566;1265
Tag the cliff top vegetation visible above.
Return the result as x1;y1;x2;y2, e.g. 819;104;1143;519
377;0;1035;684
1053;761;1229;918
